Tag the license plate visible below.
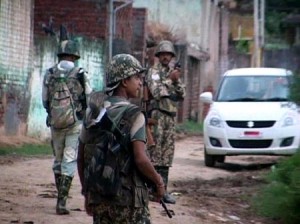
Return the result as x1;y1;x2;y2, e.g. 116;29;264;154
241;131;262;138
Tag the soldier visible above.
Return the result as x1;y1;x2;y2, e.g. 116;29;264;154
146;40;186;204
42;40;92;215
77;54;165;223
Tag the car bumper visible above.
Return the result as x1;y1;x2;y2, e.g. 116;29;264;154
204;125;300;156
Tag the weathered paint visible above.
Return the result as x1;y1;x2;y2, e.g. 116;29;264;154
77;39;106;91
27;37;105;140
0;0;33;135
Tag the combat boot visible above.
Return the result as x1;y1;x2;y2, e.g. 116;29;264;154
56;175;73;215
163;193;176;204
54;173;61;192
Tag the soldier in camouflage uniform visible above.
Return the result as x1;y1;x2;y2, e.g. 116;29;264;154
77;54;165;224
42;40;92;215
146;40;186;204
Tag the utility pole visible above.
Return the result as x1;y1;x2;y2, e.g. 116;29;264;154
254;0;265;67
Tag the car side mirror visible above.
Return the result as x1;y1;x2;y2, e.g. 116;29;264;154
200;92;213;104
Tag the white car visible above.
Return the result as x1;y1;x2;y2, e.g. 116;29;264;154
200;67;300;167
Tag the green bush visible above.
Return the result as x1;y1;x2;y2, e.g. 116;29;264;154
289;73;300;104
175;120;203;135
253;152;300;224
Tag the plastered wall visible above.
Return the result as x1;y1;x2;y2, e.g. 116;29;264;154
0;0;34;135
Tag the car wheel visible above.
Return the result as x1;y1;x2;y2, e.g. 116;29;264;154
204;147;216;167
216;155;225;163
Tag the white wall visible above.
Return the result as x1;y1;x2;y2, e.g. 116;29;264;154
133;0;202;45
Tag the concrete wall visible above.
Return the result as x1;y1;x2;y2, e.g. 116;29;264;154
0;0;34;135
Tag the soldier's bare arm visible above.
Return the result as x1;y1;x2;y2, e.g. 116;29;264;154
132;140;165;201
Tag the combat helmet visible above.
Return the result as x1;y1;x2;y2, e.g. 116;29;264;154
155;40;176;57
106;54;145;92
57;40;80;59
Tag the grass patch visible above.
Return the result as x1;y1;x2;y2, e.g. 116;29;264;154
176;120;203;135
0;144;52;156
252;152;300;224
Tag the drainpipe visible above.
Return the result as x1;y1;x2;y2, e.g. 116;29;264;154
108;0;114;61
113;0;134;38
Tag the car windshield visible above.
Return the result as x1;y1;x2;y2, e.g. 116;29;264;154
216;75;290;102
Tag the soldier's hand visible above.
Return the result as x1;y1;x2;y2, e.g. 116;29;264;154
155;184;165;202
169;69;180;82
154;175;165;202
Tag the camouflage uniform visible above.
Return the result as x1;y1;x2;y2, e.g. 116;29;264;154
146;40;186;202
92;201;150;224
79;54;151;224
42;40;92;215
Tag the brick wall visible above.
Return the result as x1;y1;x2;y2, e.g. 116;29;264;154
34;0;138;62
186;56;201;122
34;0;108;39
132;8;147;64
114;3;133;43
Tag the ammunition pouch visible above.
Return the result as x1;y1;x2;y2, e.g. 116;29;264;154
133;170;149;207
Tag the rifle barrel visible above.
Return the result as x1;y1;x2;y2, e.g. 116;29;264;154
160;199;172;218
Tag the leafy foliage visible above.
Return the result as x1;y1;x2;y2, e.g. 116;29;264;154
267;0;300;8
253;152;300;224
265;11;287;36
264;0;300;48
235;40;249;54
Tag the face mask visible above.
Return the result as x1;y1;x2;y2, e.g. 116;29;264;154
58;60;75;71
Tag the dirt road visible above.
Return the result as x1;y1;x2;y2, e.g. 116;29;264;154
0;136;283;224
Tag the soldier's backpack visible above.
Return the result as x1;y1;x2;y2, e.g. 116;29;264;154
83;98;141;198
47;67;85;129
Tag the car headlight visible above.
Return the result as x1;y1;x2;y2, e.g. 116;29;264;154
209;116;223;128
282;116;294;127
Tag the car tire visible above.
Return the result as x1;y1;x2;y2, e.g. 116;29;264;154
204;147;216;167
216;155;225;163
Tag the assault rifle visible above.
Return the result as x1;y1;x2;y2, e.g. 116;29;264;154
144;177;173;219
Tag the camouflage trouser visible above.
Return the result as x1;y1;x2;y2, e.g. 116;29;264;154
93;202;151;224
148;110;175;166
51;122;81;177
154;166;169;189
